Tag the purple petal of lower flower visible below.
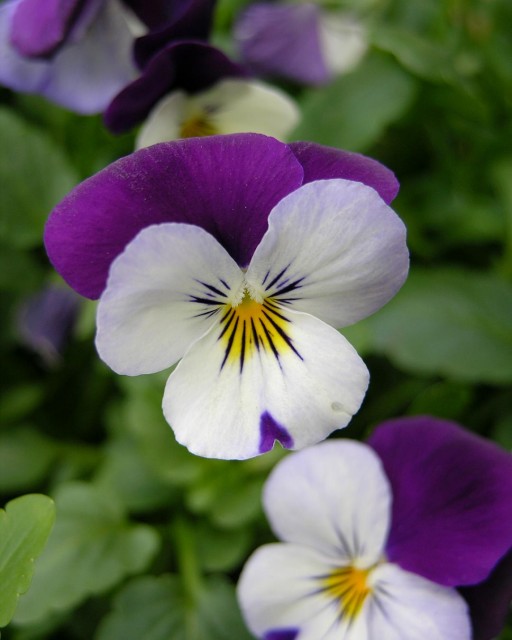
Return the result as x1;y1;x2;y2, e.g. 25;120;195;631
104;41;246;133
368;416;512;587
10;0;95;57
235;3;329;85
289;141;399;204
44;133;304;299
460;549;512;640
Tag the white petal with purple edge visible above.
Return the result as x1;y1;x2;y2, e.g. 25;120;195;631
238;543;351;640
366;564;471;639
164;310;368;459
96;223;245;376
245;179;409;329
264;441;390;565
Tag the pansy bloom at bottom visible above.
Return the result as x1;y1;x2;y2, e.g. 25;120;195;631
238;417;512;639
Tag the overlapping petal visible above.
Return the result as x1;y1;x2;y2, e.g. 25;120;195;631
262;441;390;565
44;134;304;299
368;416;512;587
246;179;409;328
163;311;368;459
96;223;244;375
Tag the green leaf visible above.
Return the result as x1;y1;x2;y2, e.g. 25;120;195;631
12;482;160;625
364;268;512;384
0;427;57;492
0;109;78;248
95;574;253;640
193;523;252;573
0;494;55;627
292;52;417;151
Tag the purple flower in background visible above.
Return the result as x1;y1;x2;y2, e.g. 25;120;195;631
238;417;512;639
234;3;367;85
44;133;408;459
16;284;80;366
0;0;140;113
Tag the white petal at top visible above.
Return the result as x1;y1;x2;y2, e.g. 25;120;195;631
164;310;368;459
245;179;409;329
263;441;391;566
96;223;245;375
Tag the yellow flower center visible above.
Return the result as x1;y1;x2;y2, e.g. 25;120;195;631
218;294;300;372
179;112;218;138
322;565;371;620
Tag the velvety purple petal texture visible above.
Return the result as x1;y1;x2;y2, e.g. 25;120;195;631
368;416;512;587
289;141;399;204
133;0;216;68
234;3;329;85
460;549;512;640
104;41;246;133
264;630;299;640
10;0;88;57
122;0;182;30
44;134;304;299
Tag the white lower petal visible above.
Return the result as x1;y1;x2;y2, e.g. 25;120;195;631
136;91;187;149
366;564;471;640
200;79;300;140
96;223;244;375
245;179;409;329
163;308;368;459
263;441;390;566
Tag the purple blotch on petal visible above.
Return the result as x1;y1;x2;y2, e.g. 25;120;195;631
264;630;299;640
259;412;294;453
290;141;399;204
460;549;512;640
44;133;304;299
369;416;512;587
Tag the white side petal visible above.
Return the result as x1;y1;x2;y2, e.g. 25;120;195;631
366;564;471;640
197;79;300;141
246;179;409;328
164;309;368;459
135;90;187;149
319;13;368;76
263;441;390;566
238;543;351;640
96;223;244;376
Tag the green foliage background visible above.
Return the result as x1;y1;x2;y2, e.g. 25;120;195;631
0;0;511;637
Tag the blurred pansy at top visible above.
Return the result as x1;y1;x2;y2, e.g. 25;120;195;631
1;0;512;638
44;133;408;459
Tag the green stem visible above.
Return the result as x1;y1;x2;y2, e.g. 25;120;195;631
172;516;202;605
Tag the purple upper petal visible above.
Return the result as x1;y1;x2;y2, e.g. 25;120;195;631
122;0;183;30
234;3;329;85
289;141;399;204
460;549;512;640
44;134;304;299
133;0;216;69
368;416;512;587
10;0;100;57
104;41;246;133
264;631;299;640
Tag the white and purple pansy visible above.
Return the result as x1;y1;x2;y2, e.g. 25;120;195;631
238;416;512;639
44;133;408;460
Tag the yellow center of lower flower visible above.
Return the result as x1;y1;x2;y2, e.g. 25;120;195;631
180;112;218;138
322;565;371;620
218;293;300;372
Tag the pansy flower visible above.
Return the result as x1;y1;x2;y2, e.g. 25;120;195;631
238;417;512;639
44;133;408;459
104;40;299;144
234;3;367;85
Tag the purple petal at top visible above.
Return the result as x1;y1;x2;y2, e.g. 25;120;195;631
10;0;85;57
290;141;399;204
368;416;512;587
133;0;216;68
105;41;246;133
460;549;512;640
234;3;329;85
122;0;181;30
44;134;304;299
